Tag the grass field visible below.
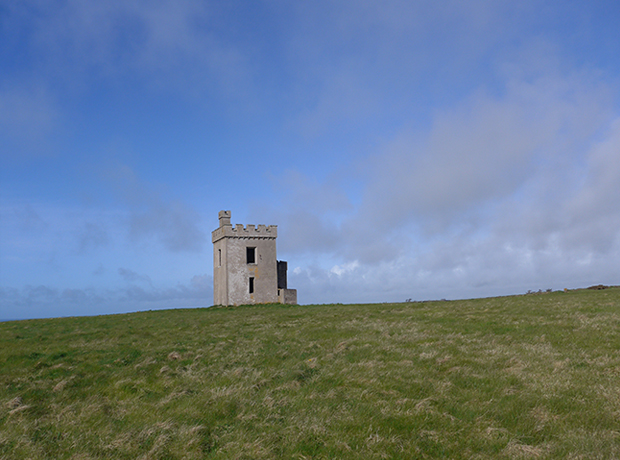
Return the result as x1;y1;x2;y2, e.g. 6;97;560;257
1;288;620;459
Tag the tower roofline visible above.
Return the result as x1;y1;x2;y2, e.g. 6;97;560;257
212;220;277;243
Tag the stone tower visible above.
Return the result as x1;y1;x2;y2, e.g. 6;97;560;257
212;210;297;306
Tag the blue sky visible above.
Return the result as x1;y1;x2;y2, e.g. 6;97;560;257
2;0;620;320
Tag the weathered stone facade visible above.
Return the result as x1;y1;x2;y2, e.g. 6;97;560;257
212;210;297;306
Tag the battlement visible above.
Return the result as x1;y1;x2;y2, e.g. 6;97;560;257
212;214;277;243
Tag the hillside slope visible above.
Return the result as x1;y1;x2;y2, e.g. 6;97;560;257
2;289;620;459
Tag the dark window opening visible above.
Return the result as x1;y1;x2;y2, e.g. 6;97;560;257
249;277;254;294
277;260;287;289
247;247;256;264
218;249;221;267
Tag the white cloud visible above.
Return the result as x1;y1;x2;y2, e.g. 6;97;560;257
496;116;620;256
567;118;620;221
329;260;359;277
361;69;611;232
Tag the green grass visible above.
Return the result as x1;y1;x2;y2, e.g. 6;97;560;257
2;288;620;459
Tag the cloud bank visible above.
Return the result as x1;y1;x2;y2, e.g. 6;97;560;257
274;65;620;303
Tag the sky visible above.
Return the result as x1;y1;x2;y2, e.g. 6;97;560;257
1;0;620;320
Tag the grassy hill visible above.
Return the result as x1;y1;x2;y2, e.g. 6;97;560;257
1;288;620;459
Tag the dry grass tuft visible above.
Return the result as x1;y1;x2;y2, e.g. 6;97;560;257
503;439;546;458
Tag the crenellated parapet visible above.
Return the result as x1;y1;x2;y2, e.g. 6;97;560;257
212;221;277;243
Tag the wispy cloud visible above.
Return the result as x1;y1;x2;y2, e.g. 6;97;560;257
106;164;206;253
251;170;352;255
0;274;213;320
77;222;110;253
5;1;252;100
0;83;59;157
118;267;152;285
286;0;538;138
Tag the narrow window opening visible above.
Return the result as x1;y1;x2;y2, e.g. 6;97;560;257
218;249;221;267
249;277;254;294
246;247;256;264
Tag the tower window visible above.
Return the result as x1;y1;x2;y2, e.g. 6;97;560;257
247;247;256;264
249;277;254;294
218;249;221;267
